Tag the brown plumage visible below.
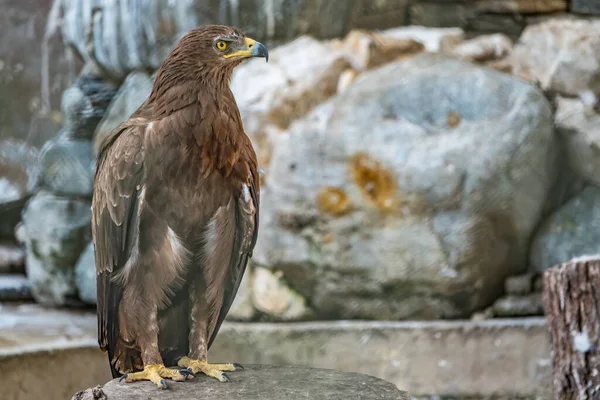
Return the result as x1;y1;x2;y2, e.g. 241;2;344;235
91;25;267;389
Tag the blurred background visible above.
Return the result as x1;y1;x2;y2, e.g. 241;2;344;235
1;0;599;399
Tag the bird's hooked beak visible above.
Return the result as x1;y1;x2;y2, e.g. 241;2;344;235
224;37;269;62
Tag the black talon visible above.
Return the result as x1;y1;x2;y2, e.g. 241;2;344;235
233;363;244;370
159;379;168;389
179;368;195;380
222;373;231;383
119;374;128;383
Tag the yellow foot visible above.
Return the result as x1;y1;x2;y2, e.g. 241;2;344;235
177;356;243;383
119;364;191;389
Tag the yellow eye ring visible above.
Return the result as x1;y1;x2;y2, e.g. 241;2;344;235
216;40;227;50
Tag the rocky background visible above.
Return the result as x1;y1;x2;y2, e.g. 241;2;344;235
1;0;600;323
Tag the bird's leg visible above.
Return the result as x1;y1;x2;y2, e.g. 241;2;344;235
177;291;242;382
119;298;189;389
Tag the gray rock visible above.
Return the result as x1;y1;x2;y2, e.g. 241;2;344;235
226;264;255;321
38;135;95;197
254;53;557;320
75;241;96;304
93;71;154;155
0;274;32;301
492;294;544;317
84;365;410;400
504;273;533;295
19;191;91;306
60;75;119;141
0;139;41;240
554;95;600;187
38;74;117;197
60;0;406;80
530;186;600;272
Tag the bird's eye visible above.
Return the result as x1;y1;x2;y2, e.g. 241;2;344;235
216;41;227;51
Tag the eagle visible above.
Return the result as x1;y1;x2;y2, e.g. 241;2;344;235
91;25;267;389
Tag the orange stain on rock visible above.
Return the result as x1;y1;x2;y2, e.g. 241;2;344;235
317;187;353;216
349;152;398;212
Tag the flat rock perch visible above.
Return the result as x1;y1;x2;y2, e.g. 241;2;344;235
72;365;411;399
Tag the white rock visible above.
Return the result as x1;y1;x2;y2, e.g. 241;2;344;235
252;267;312;321
378;26;465;53
511;18;600;95
231;36;350;166
450;34;513;62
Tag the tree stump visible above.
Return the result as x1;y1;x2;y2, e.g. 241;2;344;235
71;364;411;400
542;256;600;400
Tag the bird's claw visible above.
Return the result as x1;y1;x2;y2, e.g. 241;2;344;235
119;364;186;389
177;356;241;383
179;368;195;380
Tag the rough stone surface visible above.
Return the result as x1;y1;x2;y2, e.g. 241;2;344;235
93;71;154;155
38;135;95;197
19;191;92;306
254;53;556;320
37;74;117;197
511;18;600;95
0;304;551;399
252;267;314;321
0;243;25;273
530;186;600;273
75;241;96;305
60;0;405;80
492;293;544;317
0;139;41;240
84;365;410;400
0;274;32;301
554;95;600;187
231;36;350;167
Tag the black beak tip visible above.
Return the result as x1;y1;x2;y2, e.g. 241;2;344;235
252;41;269;63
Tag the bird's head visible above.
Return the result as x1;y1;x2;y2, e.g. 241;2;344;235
163;25;268;75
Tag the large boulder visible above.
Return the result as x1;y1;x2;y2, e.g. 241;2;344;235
253;53;557;320
18;191;92;306
530;186;600;273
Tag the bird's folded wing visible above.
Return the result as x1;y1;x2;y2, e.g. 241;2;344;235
92;119;147;356
208;169;260;349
